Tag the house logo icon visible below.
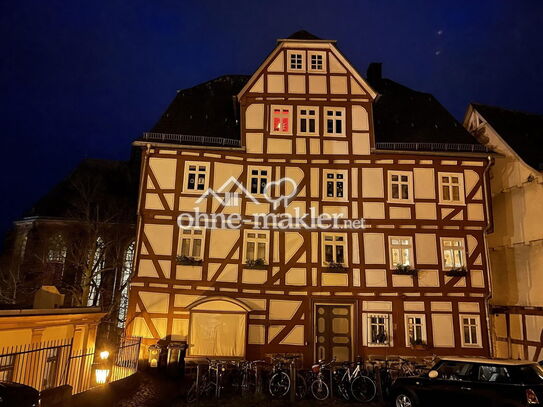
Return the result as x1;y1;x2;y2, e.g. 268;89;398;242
195;176;298;209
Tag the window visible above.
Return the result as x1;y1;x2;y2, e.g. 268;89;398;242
388;171;412;202
368;314;390;345
244;230;269;264
0;354;15;382
389;237;414;268
308;51;325;72
476;365;511;383
324;108;345;136
248;167;270;195
435;361;474;381
183;162;210;192
118;241;135;328
323;170;347;200
42;347;60;389
297;107;318;135
322;233;347;266
270;106;292;134
439;172;465;204
288;51;304;71
87;236;105;307
405;314;426;346
179;228;204;259
47;233;67;264
441;238;466;269
460;314;481;347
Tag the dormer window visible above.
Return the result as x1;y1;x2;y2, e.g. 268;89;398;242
290;53;303;70
308;51;326;72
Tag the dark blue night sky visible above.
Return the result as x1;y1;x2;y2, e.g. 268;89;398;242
1;0;542;237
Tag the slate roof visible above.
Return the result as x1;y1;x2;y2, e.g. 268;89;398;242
145;67;484;152
24;159;139;223
472;103;543;170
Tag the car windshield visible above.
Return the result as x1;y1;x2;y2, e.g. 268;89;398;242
513;364;543;385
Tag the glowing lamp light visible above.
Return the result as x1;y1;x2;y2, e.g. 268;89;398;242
95;369;110;384
99;350;110;360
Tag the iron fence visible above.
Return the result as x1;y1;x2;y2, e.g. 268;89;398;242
0;336;141;395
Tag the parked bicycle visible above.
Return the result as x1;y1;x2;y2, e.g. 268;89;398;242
334;357;377;402
308;358;335;400
268;354;307;400
232;359;265;396
186;359;227;402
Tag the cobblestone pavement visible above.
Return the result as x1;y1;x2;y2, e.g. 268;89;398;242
71;371;385;407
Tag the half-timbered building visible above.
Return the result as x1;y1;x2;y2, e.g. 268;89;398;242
127;31;494;364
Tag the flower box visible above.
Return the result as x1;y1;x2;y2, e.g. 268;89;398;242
326;262;348;273
392;265;418;276
176;255;203;266
245;259;268;270
446;267;468;277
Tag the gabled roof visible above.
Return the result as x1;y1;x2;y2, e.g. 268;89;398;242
286;30;322;40
24;159;138;223
471;103;543;170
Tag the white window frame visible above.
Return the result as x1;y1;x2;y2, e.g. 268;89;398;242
308;51;326;73
322;169;348;201
270;105;293;135
324;107;346;137
388;171;413;203
438;172;465;205
364;313;392;347
297;106;319;136
440;237;467;270
404;314;427;346
389;236;414;268
243;230;270;264
179;228;205;260
247;166;271;196
183;161;210;193
321;233;348;266
459;314;482;348
287;50;305;72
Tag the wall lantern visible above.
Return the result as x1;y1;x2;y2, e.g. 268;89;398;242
95;368;110;384
148;344;161;368
99;350;110;360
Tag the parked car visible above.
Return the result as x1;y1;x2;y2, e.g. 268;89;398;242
0;381;39;406
391;357;543;407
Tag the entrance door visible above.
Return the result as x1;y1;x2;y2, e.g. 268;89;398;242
315;304;352;362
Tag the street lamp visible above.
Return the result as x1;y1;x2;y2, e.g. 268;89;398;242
95;349;111;384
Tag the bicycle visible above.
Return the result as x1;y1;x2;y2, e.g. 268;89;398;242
334;357;377;402
234;359;265;396
268;354;307;400
186;359;226;402
308;358;335;400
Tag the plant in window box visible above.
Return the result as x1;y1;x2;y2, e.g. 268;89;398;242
410;338;428;350
327;262;347;272
245;258;268;270
445;267;468;277
176;255;203;266
392;264;418;276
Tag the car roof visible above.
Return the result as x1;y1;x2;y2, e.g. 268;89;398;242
439;357;537;366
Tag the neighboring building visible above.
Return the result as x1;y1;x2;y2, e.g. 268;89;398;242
0;158;139;335
464;104;543;361
127;31;494;364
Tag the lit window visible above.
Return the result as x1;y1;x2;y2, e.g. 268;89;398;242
405;314;426;346
439;172;465;204
308;52;325;71
322;233;347;266
298;107;318;135
441;238;466;270
179;229;204;259
323;170;347;200
270;106;292;134
389;171;412;202
248;167;270;195
184;162;210;192
289;53;304;70
244;230;269;264
87;236;105;307
47;233;67;264
368;314;390;345
389;237;413;268
460;315;481;347
324;108;345;136
118;241;135;328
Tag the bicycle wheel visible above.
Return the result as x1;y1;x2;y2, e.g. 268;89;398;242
310;379;329;400
295;373;307;400
268;371;290;397
351;375;377;402
337;381;350;401
186;382;197;403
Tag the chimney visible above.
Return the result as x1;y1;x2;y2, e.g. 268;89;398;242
367;62;382;85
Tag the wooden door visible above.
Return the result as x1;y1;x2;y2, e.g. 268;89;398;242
315;304;352;362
